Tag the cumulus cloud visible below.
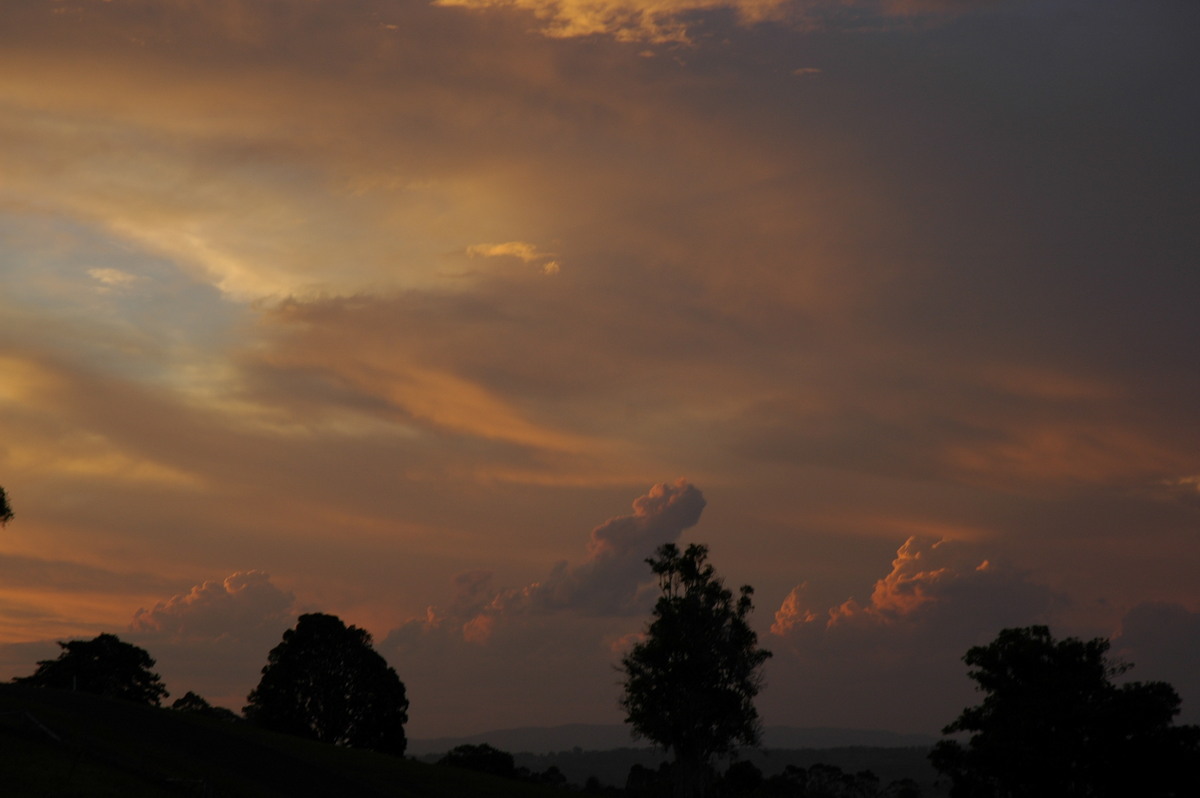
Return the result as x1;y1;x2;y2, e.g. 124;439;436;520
774;536;1059;640
380;480;706;734
1113;602;1200;724
529;477;707;613
131;570;295;641
765;536;1063;730
128;571;298;708
400;479;706;645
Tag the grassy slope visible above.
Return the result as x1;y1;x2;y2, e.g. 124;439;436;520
0;684;561;798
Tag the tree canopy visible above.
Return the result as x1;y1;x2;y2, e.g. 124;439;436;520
171;690;241;722
620;542;772;797
13;633;168;706
438;743;518;779
931;625;1200;798
0;484;13;526
244;612;409;755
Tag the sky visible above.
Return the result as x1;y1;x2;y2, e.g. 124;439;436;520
1;0;1199;741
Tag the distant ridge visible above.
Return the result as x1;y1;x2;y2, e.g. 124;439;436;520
408;723;936;755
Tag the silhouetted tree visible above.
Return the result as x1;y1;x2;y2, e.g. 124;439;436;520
626;761;673;797
13;633;168;706
764;764;808;797
722;759;765;796
621;543;772;798
584;774;624;796
882;778;922;798
755;763;906;798
438;743;517;778
533;764;568;788
0;485;13;526
244;612;408;755
931;625;1200;798
171;690;240;722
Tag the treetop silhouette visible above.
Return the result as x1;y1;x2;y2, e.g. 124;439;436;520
13;632;168;706
931;625;1200;798
0;484;13;526
621;542;772;798
244;612;409;755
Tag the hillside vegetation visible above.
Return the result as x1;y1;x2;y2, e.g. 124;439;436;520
0;684;560;798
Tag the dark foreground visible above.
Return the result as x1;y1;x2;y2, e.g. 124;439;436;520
0;684;560;798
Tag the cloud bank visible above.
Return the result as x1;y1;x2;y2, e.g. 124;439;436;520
766;537;1063;730
127;571;298;708
393;479;705;646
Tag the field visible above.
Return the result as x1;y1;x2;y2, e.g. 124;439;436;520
0;685;561;798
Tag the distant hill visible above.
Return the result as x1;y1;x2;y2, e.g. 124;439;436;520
508;746;946;795
408;723;937;755
410;723;946;796
0;684;562;798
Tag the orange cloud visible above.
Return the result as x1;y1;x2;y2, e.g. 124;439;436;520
770;582;818;636
773;536;1058;638
462;614;495;644
435;0;787;43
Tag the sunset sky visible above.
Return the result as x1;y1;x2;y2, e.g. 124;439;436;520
2;0;1199;741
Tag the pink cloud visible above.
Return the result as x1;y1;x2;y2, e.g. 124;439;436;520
131;570;295;641
126;571;298;709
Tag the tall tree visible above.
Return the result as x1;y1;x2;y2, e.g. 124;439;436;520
13;633;168;706
244;612;409;755
620;543;772;798
0;484;13;526
931;625;1200;798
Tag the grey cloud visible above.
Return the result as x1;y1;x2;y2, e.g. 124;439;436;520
1114;602;1200;725
389;479;705;649
525;479;707;614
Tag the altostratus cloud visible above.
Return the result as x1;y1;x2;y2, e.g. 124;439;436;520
393;479;706;645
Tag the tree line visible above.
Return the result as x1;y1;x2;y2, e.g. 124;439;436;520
4;487;1198;796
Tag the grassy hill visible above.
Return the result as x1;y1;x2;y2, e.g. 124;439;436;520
0;684;562;798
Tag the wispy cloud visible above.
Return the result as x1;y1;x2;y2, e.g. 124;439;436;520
467;241;562;275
